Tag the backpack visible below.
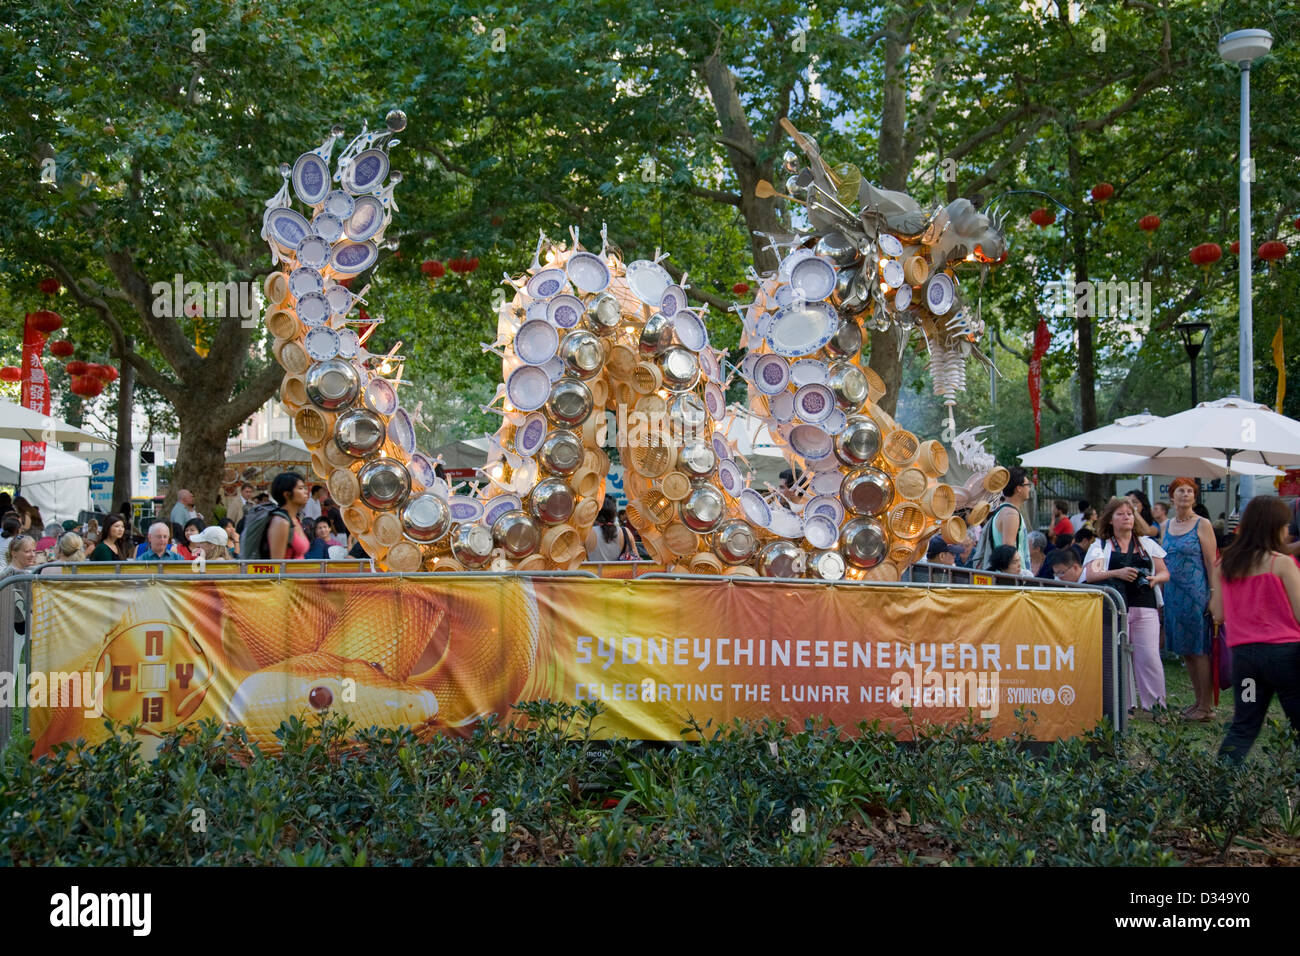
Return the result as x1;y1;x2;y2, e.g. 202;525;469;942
238;504;287;560
971;502;1018;570
617;526;639;562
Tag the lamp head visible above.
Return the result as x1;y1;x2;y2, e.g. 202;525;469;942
1218;29;1273;66
1175;320;1211;359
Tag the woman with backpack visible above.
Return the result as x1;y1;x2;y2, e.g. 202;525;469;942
975;466;1033;572
265;472;311;560
585;498;638;562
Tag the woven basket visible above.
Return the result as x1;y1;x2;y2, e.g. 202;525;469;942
894;467;928;500
982;467;1010;494
328;467;360;508
889;502;927;539
881;429;920;467
917;440;949;477
922;483;956;520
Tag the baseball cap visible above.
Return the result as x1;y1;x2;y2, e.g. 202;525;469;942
188;526;229;548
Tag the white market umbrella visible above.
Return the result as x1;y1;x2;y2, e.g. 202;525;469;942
0;399;108;444
1020;414;1163;473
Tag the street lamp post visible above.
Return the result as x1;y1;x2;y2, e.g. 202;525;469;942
1218;27;1273;512
1175;321;1211;406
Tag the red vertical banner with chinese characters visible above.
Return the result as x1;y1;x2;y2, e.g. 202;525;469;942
1028;316;1050;449
20;313;51;471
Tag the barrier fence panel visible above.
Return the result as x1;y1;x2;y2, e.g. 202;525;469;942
6;565;1119;756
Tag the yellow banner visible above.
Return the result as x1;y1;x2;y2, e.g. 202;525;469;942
27;577;1103;755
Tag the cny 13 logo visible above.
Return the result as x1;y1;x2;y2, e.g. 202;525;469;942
95;621;213;733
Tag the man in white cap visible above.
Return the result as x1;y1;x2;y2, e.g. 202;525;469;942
187;525;230;560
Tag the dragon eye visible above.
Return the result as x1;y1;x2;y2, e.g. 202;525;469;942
308;686;333;711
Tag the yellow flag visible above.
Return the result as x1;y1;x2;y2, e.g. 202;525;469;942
1273;317;1286;413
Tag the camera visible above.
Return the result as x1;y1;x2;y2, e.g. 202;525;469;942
1134;568;1150;586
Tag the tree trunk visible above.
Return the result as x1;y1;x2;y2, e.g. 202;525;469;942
166;403;232;524
112;335;135;510
1067;132;1105;508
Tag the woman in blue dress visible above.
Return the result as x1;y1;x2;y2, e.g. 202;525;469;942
1162;477;1219;721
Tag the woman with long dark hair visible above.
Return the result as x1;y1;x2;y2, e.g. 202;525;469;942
266;472;311;560
90;514;129;561
1212;496;1300;762
584;498;634;562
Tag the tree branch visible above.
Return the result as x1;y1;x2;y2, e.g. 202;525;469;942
221;361;285;425
687;184;742;207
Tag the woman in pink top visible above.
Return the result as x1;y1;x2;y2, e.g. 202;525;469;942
1210;496;1300;763
267;472;312;560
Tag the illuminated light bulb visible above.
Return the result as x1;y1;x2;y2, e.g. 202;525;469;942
379;361;392;375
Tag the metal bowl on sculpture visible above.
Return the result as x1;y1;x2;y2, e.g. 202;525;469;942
739;488;772;528
296;292;331;327
767;389;795;424
539;429;585;476
802;513;838;551
343;195;385;242
824;319;863;361
672;309;708;352
669;392;707;431
878;234;904;257
450;522;495;569
304;326;341;362
312;211;344;244
841;466;893;516
544;377;593;427
712;519;758;565
547;293;584;329
805;493;845;524
292;151;332;205
289;267;324;299
341;148;390;195
448;495;485;524
362;377;398;416
678;441;716;479
757;540;804;578
565;252;610;293
295;234;332;270
834;416;882;466
625;259;672;306
894;283;913;311
793;384;835;424
815;232;861;267
515;319;560;366
506;364;551;412
840;517;887;569
322;190;355;219
357;458;411;510
790;359;829;388
789;424;834;462
703;381;726;420
808;549;846;581
389;408;416;455
716;458;743;499
336;328;359;358
408;453;437;490
837;269;873;316
788;255;837;302
924;272;956;315
830;263;858;309
265;208;311;256
557;330;604;379
639;311;675;357
827;362;869;410
880;258;905;290
333;408;386;458
527;268;567;300
752;354;791;395
329;240;379;276
529;477;576;526
767;302;838;357
680;484;725;534
659;284;687;318
660;347;700;392
482;494;524;529
492;509;541;559
514;411;549;458
583;292;622;335
306;358;362;410
401;494;451;544
767;508;804;541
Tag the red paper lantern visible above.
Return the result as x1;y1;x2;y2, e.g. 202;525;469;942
71;375;103;397
448;257;466;274
466;257;480;273
1138;215;1161;232
732;282;750;295
66;360;89;376
1188;243;1222;267
50;340;74;358
1090;182;1115;203
1294;216;1300;232
1230;241;1240;255
1258;240;1288;262
101;366;119;383
1029;207;1056;227
0;366;21;382
420;259;445;278
29;310;62;334
88;364;113;381
38;277;61;295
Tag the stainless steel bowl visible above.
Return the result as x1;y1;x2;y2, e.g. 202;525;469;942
402;494;451;543
669;393;707;435
680;484;724;533
584;292;622;335
841;465;893;516
824;319;863;361
306;358;362;410
538;429;585;476
840;517;887;569
815;232;860;267
558;330;605;380
807;549;847;580
639;311;675;356
529;477;575;525
711;519;758;565
757;539;805;578
544;377;593;427
450;522;495;569
678;440;716;479
834;415;882;466
357;457;411;510
660;346;699;392
838;269;873;315
491;509;541;559
334;408;386;458
827;362;869;410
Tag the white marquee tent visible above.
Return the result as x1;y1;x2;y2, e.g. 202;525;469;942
0;439;92;521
